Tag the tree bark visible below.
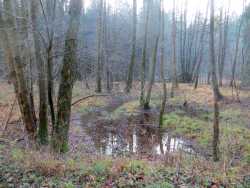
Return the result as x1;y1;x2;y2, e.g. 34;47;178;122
52;0;82;153
30;0;48;145
140;0;150;106
170;0;178;97
194;3;208;89
125;0;137;93
144;36;159;109
230;17;243;87
45;0;57;128
210;0;220;161
218;9;229;87
2;0;37;139
159;0;167;127
209;0;223;100
213;100;220;161
96;0;103;93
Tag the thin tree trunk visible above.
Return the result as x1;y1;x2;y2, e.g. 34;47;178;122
125;0;137;93
52;0;82;153
2;0;37;139
144;36;160;109
194;3;208;89
159;0;167;127
210;0;220;161
218;8;223;86
96;0;103;93
218;9;229;87
171;0;178;97
102;0;111;93
30;0;48;144
209;1;223;100
47;43;56;127
140;0;150;106
230;17;243;87
213;100;220;161
46;0;57;128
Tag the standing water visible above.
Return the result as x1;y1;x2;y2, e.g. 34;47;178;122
71;112;195;156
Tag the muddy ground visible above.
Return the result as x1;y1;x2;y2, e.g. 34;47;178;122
0;82;250;187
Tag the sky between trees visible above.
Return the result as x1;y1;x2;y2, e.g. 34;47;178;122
85;0;249;20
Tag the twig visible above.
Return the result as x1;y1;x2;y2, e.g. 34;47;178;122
0;137;24;145
71;94;110;106
3;98;17;132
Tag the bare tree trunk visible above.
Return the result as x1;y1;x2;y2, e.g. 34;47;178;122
144;0;161;110
2;0;37;139
140;0;150;106
182;1;187;82
125;0;137;93
102;0;111;93
213;100;220;161
171;0;178;97
52;0;82;153
30;0;48;145
207;71;211;84
230;17;243;88
144;36;159;109
194;3;208;89
96;0;103;93
209;1;223;100
159;0;167;127
47;43;56;127
210;0;220;161
46;0;57;128
218;9;229;87
217;8;223;86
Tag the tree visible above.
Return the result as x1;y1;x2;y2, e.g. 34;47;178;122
230;1;245;88
159;0;167;127
103;0;112;92
170;0;178;97
144;36;160;109
30;0;48;145
1;0;37;139
144;0;161;110
210;0;220;161
140;0;150;106
194;3;209;89
96;0;103;93
179;0;188;83
45;0;57;127
52;0;82;153
125;0;137;93
241;2;250;87
218;8;229;87
209;2;223;101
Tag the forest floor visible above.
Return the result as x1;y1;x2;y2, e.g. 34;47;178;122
0;81;250;187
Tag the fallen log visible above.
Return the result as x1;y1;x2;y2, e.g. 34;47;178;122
71;94;110;106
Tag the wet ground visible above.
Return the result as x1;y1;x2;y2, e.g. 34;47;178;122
69;95;196;157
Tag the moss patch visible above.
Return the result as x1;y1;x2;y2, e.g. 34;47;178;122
112;99;161;119
73;97;109;114
162;112;211;146
162;109;250;160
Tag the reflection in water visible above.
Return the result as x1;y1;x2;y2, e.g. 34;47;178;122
83;113;195;156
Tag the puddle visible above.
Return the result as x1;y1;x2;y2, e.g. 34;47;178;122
76;112;195;156
90;127;194;156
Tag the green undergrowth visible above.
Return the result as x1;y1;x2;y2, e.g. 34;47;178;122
111;99;161;119
162;112;211;147
0;148;177;187
0;144;249;187
73;97;108;114
162;108;250;163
